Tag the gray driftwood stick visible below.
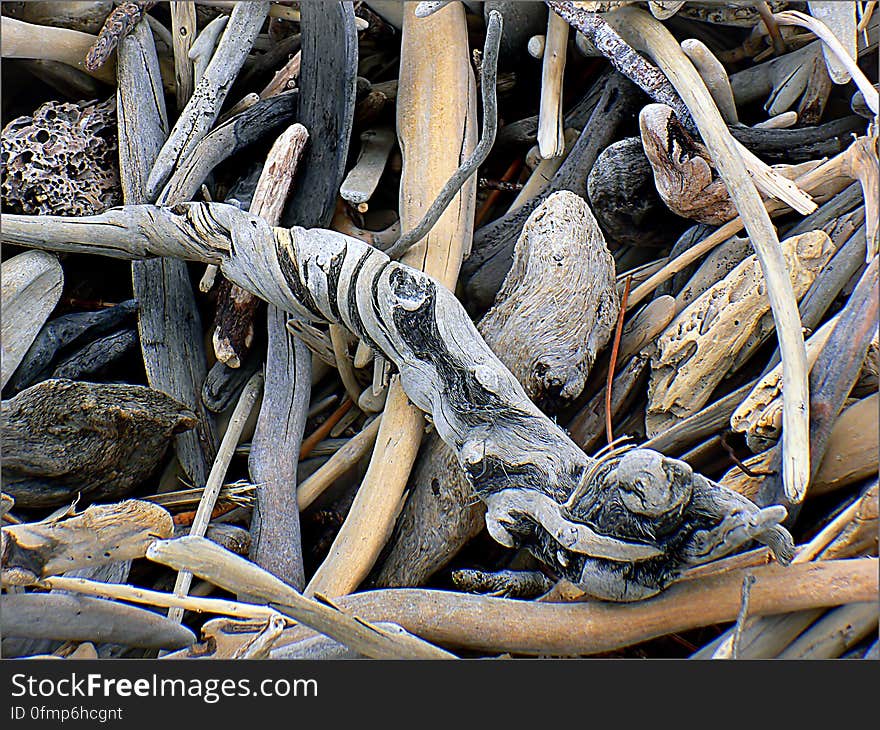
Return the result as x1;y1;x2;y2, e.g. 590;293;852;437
2;202;795;600
146;1;270;199
156;91;298;207
1;593;196;650
281;0;357;229
147;536;454;659
462;72;639;312
118;18;216;484
377;191;618;587
244;125;312;590
249;309;310;589
762;256;880;507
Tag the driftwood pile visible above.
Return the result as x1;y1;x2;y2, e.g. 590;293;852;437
1;1;877;659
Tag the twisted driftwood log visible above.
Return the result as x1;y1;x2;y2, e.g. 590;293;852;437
2;201;794;600
376;191;618;587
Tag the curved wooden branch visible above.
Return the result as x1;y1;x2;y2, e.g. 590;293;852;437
377;190;619;587
608;6;813;504
305;1;479;598
1;201;794;600
278;559;878;656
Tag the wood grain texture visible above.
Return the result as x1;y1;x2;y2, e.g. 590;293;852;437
146;1;269;198
156;91;298;207
118;18;217;485
280;0;357;229
147;536;453;659
612;5;815;503
305;1;477;599
377;191;618;586
1;379;197;508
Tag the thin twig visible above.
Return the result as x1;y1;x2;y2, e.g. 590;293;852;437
730;573;757;659
167;371;264;623
300;399;354;460
385;10;503;258
606;275;631;445
476;158;522;226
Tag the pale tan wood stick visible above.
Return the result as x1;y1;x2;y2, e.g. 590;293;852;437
537;8;568;159
148;536;454;659
1;16;116;84
611;7;813;501
170;1;197;110
297;417;382;510
305;1;477;598
279;559;878;656
40;576;283;621
168;372;264;623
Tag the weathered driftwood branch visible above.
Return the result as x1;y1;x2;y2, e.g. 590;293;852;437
1;500;172;586
146;2;269;199
2;1;112;34
118;17;217;484
1;201;795;600
211;124;308;368
340;127;396;209
377;191;618;587
304;0;479;600
244;124;312;590
386;8;502;258
86;1;155;72
608;7;814;504
167;372;263;623
537;7;567;159
155;91;298;208
275;559;878;656
547;1;695;132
